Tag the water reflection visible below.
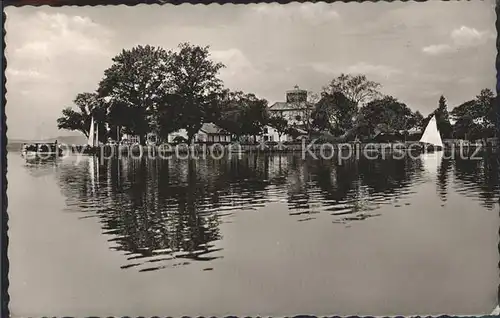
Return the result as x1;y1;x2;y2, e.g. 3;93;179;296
453;152;499;209
53;152;498;272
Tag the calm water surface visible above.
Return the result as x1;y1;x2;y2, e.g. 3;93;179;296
8;151;499;316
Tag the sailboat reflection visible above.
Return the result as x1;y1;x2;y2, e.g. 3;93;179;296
420;150;443;179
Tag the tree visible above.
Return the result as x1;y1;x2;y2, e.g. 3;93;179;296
450;89;496;140
407;110;424;130
434;95;453;139
167;43;225;143
57;92;106;141
475;88;496;134
453;114;479;140
355;96;414;137
312;91;357;136
450;100;476;122
217;91;269;141
268;115;289;140
324;73;382;108
98;45;172;145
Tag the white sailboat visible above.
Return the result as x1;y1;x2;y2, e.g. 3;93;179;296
419;115;443;150
87;117;96;147
96;123;99;146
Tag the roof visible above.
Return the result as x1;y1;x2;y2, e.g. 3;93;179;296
200;123;231;135
269;101;314;111
288;127;308;135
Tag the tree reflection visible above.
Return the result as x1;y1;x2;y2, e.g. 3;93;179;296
437;157;452;202
56;151;498;271
453;151;499;209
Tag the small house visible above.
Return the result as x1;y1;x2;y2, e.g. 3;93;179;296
121;134;140;145
167;129;189;143
195;123;232;143
258;125;291;143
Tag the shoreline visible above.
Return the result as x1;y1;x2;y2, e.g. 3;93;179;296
56;142;496;156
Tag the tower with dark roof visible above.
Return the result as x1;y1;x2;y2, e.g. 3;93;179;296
286;85;308;103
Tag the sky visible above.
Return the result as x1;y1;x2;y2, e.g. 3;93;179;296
5;1;497;140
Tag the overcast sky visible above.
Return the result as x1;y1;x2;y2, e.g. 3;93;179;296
5;1;496;140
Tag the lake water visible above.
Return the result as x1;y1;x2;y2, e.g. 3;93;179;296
7;150;500;316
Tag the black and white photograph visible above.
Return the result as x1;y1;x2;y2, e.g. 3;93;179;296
4;1;499;316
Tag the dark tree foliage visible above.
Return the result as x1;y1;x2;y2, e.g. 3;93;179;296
98;45;172;144
57;92;106;141
355;96;416;137
166;43;226;143
217;91;269;140
324;73;382;107
312;91;357;136
449;89;496;140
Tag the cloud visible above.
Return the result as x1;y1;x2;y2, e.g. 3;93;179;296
422;25;493;55
346;62;401;77
451;26;493;47
311;62;400;78
13;12;113;60
5;9;117;139
211;48;253;72
211;48;261;91
5;10;115;94
6;68;47;81
251;3;339;25
422;44;454;55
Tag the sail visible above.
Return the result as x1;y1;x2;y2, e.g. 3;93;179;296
419;115;443;147
87;117;95;147
95;123;99;146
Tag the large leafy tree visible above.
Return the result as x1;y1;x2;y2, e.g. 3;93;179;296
450;89;496;139
407;110;424;131
434;95;453;139
355;96;415;137
312;91;357;136
57;92;107;141
453;114;480;140
98;45;172;144
475;88;496;134
167;43;225;143
217;91;269;140
324;73;382;108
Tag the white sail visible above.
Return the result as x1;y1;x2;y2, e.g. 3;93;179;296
87;117;95;147
419;115;443;148
95;123;99;146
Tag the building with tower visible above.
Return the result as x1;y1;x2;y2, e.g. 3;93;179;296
268;85;314;127
259;85;314;143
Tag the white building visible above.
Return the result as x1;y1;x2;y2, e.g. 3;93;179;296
167;123;232;143
195;123;232;143
268;85;314;127
121;133;158;145
167;129;188;143
256;125;290;143
121;133;141;144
